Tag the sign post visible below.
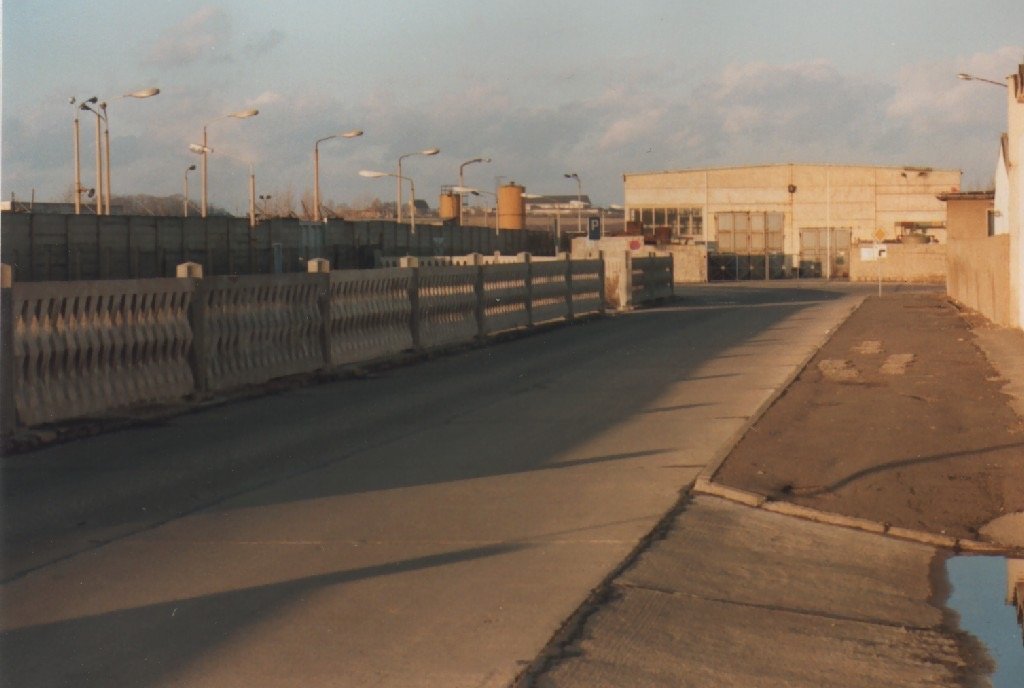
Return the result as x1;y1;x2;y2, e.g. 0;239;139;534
873;228;886;297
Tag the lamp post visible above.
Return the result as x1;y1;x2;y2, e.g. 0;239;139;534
79;99;106;214
397;148;439;224
313;129;363;222
99;87;160;215
184;164;196;217
361;169;417;234
564;172;582;235
957;72;1008;88
200;108;259;218
68;97;93;214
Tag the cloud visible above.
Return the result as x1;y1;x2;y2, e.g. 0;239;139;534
886;45;1021;131
147;7;232;68
242;29;286;57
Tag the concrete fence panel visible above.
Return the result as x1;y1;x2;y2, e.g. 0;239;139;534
633;255;674;303
327;268;415;365
416;266;479;348
12;278;195;427
480;263;531;335
192;273;325;392
947;236;1012;326
531;260;571;323
570;258;605;315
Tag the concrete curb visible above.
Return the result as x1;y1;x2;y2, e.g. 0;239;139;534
695;295;868;487
691;480;1024;556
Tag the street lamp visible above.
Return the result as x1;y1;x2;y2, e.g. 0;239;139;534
78;99;106;214
184;164;196;217
361;169;419;234
459;157;491;188
200;108;260;218
68;97;94;214
259;194;273;218
564;172;583;234
100;87;160;214
397;148;439;224
313;129;363;222
957;72;1008;88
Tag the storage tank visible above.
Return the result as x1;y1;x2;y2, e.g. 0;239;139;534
498;182;525;230
438;191;461;223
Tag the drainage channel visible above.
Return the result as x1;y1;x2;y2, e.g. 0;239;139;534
945;555;1023;687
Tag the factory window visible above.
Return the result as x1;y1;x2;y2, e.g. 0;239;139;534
630;207;704;236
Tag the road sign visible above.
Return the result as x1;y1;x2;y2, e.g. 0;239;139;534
873;228;885;242
588;216;602;240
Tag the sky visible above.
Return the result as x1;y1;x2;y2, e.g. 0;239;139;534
2;0;1023;213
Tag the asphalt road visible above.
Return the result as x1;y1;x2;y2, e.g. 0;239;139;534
1;282;871;688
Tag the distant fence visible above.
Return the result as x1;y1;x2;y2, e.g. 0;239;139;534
3;252;677;433
0;213;555;282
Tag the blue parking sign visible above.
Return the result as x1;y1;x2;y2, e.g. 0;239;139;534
587;217;601;240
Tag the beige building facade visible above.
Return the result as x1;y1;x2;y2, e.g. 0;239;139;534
624;164;961;277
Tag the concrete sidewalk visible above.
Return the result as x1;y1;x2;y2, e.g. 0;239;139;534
525;291;1023;687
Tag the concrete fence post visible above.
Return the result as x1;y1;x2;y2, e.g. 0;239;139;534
1;264;15;437
179;264;208;392
309;259;333;366
400;256;421;348
307;258;330;274
565;254;575;322
176;261;204;278
598;251;608;315
624;251;634;309
472;253;485;338
518;252;533;327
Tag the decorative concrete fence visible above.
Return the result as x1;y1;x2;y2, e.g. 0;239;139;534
1;254;616;433
8;278;195;428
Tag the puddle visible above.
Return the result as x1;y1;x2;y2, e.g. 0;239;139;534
945;555;1023;688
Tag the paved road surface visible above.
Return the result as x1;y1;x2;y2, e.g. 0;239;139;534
1;283;870;688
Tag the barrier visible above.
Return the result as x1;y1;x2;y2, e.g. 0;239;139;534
570;258;604;316
480;263;531;335
3;254;619;434
327;268;415;365
192;274;325;392
417;266;480;348
632;255;674;303
531;260;571;323
11;278;194;426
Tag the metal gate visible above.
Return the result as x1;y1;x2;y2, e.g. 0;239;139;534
709;211;786;281
798;227;851;278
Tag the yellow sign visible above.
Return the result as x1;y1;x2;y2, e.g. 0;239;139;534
873;228;886;242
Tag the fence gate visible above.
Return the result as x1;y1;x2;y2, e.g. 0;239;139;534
798;227;852;278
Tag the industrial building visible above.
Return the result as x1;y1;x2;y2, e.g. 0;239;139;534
623;164;960;278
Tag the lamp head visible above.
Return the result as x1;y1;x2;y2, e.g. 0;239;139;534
126;87;160;98
229;108;260;119
359;170;389;178
421;147;440;156
342;129;364;138
187;163;197;171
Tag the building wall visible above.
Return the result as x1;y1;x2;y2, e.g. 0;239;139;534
945;197;993;241
947;235;1013;326
624;164;960;259
1009;68;1024;329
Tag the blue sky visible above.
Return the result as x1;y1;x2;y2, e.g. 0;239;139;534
3;1;1023;212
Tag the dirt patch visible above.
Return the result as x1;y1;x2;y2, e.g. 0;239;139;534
714;292;1024;540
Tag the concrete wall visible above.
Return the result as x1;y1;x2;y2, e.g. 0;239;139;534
947;235;1014;327
849;243;946;283
0;213;556;282
1009;67;1024;329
